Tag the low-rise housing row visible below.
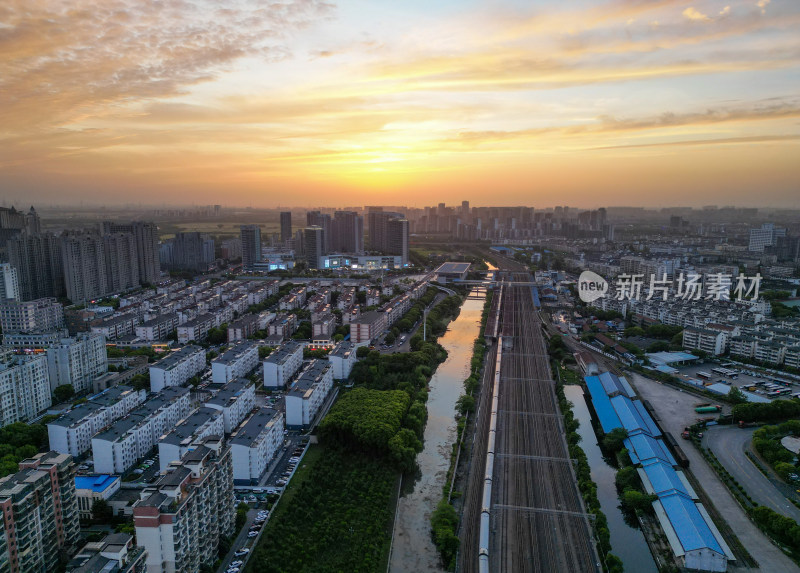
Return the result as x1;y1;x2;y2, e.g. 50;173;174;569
286;360;334;429
263;341;304;388
149;345;206;392
231;407;284;484
211;341;258;384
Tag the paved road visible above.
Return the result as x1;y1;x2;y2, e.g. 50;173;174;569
377;292;447;354
703;426;800;521
219;507;259;573
627;371;800;573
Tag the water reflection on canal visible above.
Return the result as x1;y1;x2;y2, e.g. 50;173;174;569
389;293;484;573
564;385;658;573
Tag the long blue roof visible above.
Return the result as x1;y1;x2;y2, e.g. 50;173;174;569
660;493;724;554
585;375;622;432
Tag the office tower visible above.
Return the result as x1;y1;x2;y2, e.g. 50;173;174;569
304;226;324;269
386;218;409;264
0;451;79;573
461;200;470;216
103;221;160;285
0;297;64;334
294;229;305;256
61;233;107;304
749;223;787;252
280;211;292;244
7;233;65;301
46;332;108;395
0;263;19;301
306;211;331;253
0;352;52;426
134;439;234;573
331;211;364;253
103;233;140;293
240;225;262;270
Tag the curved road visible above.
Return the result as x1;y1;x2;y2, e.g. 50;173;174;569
703;426;800;521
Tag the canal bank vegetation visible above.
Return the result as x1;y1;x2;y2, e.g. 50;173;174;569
430;290;493;570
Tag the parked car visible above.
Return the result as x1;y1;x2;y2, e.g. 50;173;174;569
234;548;250;557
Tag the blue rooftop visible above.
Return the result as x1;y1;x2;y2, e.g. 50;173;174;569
659;493;724;554
625;434;676;466
585;375;622;432
75;474;118;493
641;460;690;498
610;395;661;437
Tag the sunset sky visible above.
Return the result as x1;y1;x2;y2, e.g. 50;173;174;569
1;0;798;208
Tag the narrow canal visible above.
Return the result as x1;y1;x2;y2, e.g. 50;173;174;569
389;292;485;573
564;385;658;573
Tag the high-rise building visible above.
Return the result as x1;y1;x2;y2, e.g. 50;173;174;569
0;206;40;260
0;451;80;572
102;221;160;284
0;263;19;301
7;233;65;301
330;211;364;254
461;200;470;216
367;210;408;264
306;211;331;253
0;352;52;426
61;233;107;304
304;226;324;269
240;225;262;270
386;218;409;264
166;232;214;272
280;211;292;244
103;233;140;294
134;439;234;573
46;333;108;395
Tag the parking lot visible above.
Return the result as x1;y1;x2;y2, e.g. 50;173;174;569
672;359;800;399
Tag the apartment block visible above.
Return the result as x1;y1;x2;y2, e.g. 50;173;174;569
0;452;80;573
0;263;19;301
148;345;205;392
158;407;225;471
210;341;258;384
268;313;298;339
135;313;178;341
231;407;284;484
134;438;234;573
91;387;191;475
205;379;256;434
682;328;725;356
351;311;387;344
177;313;215;343
263;341;304;389
227;314;259;342
0;297;64;334
312;313;337;340
48;385;146;457
328;341;357;380
286;360;333;429
91;314;139;340
46;333;108;394
0;353;52;427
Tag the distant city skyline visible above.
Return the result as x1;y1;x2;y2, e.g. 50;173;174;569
1;0;798;207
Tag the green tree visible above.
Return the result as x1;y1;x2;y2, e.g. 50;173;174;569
92;499;113;523
456;394;476;415
53;384;75;403
388;428;423;473
728;386;747;405
602;428;628;454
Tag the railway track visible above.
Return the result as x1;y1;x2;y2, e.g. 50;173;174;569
459;266;600;573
